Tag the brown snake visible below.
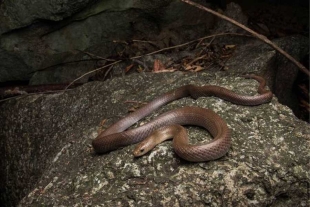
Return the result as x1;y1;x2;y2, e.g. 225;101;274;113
92;75;272;162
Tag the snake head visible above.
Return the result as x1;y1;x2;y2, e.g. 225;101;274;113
133;137;156;157
133;125;182;157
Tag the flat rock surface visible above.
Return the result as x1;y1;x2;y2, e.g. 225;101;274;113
1;72;309;206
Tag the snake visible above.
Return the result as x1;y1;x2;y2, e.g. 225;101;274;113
92;75;272;162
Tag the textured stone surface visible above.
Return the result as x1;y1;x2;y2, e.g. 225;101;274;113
0;0;214;83
0;0;94;34
214;2;248;33
1;71;309;206
223;35;309;113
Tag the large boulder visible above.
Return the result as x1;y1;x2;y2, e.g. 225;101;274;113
0;71;309;206
0;0;215;83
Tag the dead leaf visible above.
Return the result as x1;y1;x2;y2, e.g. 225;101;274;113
153;59;166;72
221;54;233;58
194;65;204;72
224;45;236;49
187;54;207;65
125;64;134;73
137;65;144;73
124;100;148;112
97;119;107;134
153;68;177;73
300;99;310;111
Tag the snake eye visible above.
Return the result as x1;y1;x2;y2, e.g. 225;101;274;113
140;149;144;153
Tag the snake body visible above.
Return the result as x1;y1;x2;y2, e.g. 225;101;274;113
92;75;272;162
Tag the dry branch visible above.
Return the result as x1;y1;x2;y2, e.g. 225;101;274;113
180;0;309;77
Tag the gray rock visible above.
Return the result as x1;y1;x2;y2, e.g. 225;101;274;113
0;72;309;206
223;35;309;113
272;36;309;111
0;0;214;83
0;47;32;81
213;2;248;34
0;0;94;34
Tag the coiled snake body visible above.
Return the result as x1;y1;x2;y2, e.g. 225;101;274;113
92;75;272;162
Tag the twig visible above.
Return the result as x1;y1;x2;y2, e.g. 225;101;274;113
64;60;122;90
65;33;243;89
124;100;148;105
132;39;158;48
5;33;241;101
29;58;104;74
180;0;309;77
103;65;115;80
77;50;116;61
130;33;251;59
131;59;149;70
0;89;74;103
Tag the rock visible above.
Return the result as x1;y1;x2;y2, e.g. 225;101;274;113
272;36;309;111
0;0;214;83
213;2;248;34
0;71;309;206
0;47;32;81
0;0;94;34
223;35;309;115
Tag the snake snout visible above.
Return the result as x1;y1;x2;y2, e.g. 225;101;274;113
133;138;150;156
133;146;146;157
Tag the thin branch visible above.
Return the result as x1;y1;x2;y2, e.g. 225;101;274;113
130;33;251;59
103;65;115;80
65;33;246;89
29;58;104;74
64;60;122;90
180;0;309;77
0;89;74;103
77;50;116;61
